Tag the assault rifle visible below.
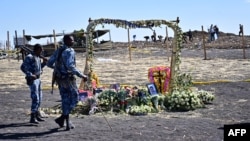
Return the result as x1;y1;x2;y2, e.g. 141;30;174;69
19;45;47;60
51;71;57;94
19;45;54;92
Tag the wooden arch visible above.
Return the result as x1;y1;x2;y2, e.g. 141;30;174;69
79;18;183;94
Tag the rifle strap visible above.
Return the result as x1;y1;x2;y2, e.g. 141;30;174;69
55;47;67;71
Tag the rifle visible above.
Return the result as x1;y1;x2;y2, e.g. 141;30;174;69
50;47;66;95
19;45;47;60
19;45;54;92
51;71;57;94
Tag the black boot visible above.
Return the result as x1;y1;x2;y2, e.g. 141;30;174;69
35;112;45;122
65;115;70;131
55;114;65;128
65;115;75;131
30;113;39;124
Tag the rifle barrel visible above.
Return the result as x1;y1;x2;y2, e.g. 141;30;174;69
19;45;46;59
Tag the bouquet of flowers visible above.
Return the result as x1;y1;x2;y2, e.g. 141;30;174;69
197;90;215;104
128;105;152;115
165;89;203;111
97;89;117;106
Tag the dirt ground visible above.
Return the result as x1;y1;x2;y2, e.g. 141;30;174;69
0;82;249;141
0;46;250;140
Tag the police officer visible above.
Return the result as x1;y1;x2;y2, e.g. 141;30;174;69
20;44;47;124
47;35;87;131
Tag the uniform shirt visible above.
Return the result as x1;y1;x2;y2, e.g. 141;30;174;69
47;45;84;78
20;54;46;77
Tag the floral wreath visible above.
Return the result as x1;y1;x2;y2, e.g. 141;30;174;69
148;66;171;93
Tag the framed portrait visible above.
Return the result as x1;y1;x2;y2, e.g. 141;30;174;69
146;83;158;96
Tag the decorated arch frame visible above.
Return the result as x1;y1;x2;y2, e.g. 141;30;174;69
80;18;183;94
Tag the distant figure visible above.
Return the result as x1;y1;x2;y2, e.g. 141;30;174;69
151;30;156;42
239;24;243;37
187;29;193;42
182;33;187;43
213;25;219;39
133;35;136;41
158;35;163;42
209;24;215;41
88;17;92;23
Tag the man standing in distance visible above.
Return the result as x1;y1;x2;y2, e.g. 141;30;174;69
47;35;87;131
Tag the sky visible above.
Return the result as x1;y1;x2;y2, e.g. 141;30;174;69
0;0;250;49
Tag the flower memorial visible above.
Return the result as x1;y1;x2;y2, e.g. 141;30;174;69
81;18;183;92
40;85;215;115
40;18;215;116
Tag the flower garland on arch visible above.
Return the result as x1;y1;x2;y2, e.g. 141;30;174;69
83;18;183;93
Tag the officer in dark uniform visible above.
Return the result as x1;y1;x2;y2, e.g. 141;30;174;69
20;44;47;124
47;35;87;131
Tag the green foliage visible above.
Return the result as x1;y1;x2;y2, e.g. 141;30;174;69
117;90;127;101
151;96;159;112
97;90;117;106
95;87;170;114
72;29;85;46
136;88;151;106
41;88;215;115
174;73;193;90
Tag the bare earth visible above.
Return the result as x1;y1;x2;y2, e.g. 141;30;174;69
0;46;250;141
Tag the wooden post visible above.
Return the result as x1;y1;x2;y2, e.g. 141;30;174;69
241;25;246;59
53;30;57;50
127;28;131;61
168;17;180;94
96;31;99;43
168;31;177;94
165;26;169;61
22;30;26;61
202;26;207;60
7;31;10;61
165;26;168;47
15;30;20;62
7;31;9;50
168;17;182;94
23;30;26;45
108;30;111;41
